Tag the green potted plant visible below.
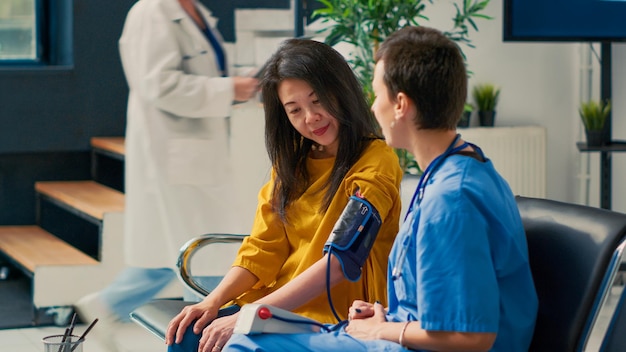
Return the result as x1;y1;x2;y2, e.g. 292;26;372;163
579;99;611;146
458;102;474;128
472;83;500;127
313;0;493;173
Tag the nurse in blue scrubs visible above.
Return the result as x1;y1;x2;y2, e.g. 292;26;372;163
224;25;538;352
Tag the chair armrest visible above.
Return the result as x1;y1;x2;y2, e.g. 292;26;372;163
129;299;195;340
129;300;241;341
176;233;248;298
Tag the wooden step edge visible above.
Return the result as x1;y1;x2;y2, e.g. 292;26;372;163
0;226;99;274
90;136;125;157
35;180;125;221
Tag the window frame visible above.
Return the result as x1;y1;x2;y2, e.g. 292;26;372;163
0;0;73;68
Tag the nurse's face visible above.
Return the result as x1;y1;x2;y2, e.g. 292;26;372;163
371;61;399;148
278;78;340;156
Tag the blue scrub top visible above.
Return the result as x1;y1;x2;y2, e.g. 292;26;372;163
386;154;538;352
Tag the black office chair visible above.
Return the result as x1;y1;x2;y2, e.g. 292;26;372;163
599;283;626;351
516;196;626;352
129;233;247;340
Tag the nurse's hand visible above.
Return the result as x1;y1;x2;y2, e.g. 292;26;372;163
348;300;375;320
345;302;387;340
165;300;219;346
198;313;239;352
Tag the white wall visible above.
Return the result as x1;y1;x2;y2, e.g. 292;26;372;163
227;0;626;213
431;0;626;212
423;0;589;208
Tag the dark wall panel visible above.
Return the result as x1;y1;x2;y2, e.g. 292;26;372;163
0;1;135;154
0;152;90;225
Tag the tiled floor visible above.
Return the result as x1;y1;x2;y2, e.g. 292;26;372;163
1;284;623;352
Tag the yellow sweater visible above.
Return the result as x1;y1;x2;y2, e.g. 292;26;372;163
232;139;402;323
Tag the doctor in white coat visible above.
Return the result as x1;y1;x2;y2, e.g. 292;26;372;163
75;0;259;350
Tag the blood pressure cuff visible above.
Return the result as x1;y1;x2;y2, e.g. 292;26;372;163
323;192;382;282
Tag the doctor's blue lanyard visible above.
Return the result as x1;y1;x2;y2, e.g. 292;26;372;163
392;133;468;281
201;26;227;77
192;10;227;78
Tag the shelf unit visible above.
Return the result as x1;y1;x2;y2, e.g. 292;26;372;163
577;141;626;210
576;42;616;210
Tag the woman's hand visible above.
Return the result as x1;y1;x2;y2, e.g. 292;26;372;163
197;313;239;352
164;267;258;347
345;302;387;340
165;300;219;345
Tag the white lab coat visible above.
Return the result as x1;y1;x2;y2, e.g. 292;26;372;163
119;0;241;269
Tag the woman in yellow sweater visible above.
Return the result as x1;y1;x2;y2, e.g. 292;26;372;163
166;38;403;352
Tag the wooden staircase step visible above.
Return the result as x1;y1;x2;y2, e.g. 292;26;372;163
90;136;125;158
0;226;98;274
35;180;124;221
90;137;125;192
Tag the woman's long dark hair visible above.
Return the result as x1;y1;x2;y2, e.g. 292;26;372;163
261;39;380;221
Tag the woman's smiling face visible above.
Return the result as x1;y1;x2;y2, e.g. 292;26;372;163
278;78;340;156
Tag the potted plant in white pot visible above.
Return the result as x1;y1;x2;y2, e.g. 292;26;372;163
472;83;500;127
312;0;493;174
579;99;611;146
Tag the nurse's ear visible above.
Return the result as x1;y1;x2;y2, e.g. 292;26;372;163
393;92;415;125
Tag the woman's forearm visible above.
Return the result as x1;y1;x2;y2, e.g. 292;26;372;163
203;266;259;306
254;254;345;311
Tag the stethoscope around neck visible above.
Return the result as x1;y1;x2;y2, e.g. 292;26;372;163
391;133;468;281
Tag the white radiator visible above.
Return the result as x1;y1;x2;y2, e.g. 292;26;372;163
459;126;547;198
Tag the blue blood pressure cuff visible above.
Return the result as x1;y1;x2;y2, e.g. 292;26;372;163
323;191;382;282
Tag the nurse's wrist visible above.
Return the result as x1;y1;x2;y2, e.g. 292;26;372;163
398;321;411;348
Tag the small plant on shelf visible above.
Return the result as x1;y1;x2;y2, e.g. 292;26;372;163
472;83;500;126
579;99;610;131
579;99;611;146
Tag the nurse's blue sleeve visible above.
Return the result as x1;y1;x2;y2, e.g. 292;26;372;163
415;204;500;333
